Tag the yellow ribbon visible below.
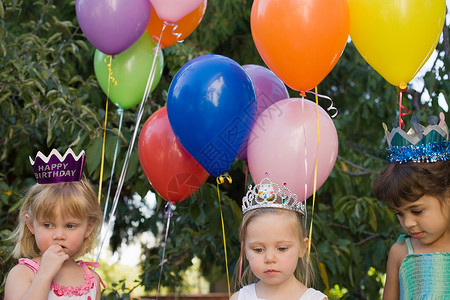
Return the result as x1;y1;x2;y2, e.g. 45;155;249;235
97;55;117;204
307;87;320;261
216;173;232;298
104;55;118;87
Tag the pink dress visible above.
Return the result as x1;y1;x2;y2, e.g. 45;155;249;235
18;258;104;299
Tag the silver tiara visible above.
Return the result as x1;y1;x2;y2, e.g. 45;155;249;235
242;173;306;215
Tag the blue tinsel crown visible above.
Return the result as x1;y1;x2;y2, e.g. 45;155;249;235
384;113;449;163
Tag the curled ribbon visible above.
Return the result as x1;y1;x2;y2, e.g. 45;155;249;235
303;90;338;118
216;173;232;185
306;91;339;119
104;55;118;87
216;173;232;298
397;86;410;129
154;22;185;45
167;21;184;44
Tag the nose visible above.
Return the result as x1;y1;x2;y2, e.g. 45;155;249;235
264;249;276;264
403;214;417;229
52;228;65;240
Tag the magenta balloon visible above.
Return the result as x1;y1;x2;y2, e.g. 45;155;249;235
76;0;151;55
237;64;290;160
247;98;338;201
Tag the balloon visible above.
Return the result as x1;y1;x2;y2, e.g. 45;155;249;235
237;64;289;161
247;98;338;201
138;107;209;203
167;54;257;177
76;0;151;55
150;0;204;23
94;33;164;110
348;0;445;88
147;0;207;49
251;0;349;92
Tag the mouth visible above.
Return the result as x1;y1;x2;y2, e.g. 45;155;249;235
264;269;279;275
410;232;424;239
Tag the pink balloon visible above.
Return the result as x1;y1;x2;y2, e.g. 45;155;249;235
237;64;290;160
247;98;338;201
150;0;204;23
76;0;151;55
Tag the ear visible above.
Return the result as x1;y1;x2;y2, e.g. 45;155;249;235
84;219;96;238
299;237;309;258
25;214;35;235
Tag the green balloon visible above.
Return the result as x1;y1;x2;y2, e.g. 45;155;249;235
94;33;164;109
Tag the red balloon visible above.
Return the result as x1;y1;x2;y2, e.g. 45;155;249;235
138;107;209;203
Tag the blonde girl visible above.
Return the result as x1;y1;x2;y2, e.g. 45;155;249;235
5;149;103;300
231;174;327;300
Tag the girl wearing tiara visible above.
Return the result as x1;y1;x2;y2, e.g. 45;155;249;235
4;149;104;300
373;114;450;299
230;174;327;300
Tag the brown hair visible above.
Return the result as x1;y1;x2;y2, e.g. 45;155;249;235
232;206;316;291
10;176;102;258
373;160;450;208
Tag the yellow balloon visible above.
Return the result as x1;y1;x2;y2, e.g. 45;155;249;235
348;0;445;88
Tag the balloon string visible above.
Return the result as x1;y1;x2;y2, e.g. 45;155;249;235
97;83;108;204
97;55;117;204
156;202;174;300
304;90;338;118
96;28;164;262
397;87;410;129
216;174;232;298
101;108;123;227
307;87;320;285
301;98;308;210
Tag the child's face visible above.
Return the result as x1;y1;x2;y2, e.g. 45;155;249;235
26;206;94;258
393;195;450;249
244;211;306;286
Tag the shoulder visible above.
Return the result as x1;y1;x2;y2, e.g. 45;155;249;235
4;264;35;298
232;284;255;299
79;260;105;289
86;268;104;300
301;288;327;300
388;237;408;266
6;263;36;280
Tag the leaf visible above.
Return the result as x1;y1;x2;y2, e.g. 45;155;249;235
85;137;103;176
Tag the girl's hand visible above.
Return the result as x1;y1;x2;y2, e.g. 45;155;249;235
38;244;69;280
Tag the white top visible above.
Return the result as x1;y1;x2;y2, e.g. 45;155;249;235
237;283;328;300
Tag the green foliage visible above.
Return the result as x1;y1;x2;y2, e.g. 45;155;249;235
1;0;449;299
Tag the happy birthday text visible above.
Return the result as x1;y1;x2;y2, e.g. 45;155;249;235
33;163;76;179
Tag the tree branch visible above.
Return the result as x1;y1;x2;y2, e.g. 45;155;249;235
329;223;384;246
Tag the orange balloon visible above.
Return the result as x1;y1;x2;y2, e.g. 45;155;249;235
251;0;349;92
146;0;207;49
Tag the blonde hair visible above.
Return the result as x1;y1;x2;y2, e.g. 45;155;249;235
233;206;316;291
10;176;102;258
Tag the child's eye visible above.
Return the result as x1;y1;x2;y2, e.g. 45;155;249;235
43;223;52;228
411;210;422;215
66;224;76;229
277;247;288;252
253;248;263;253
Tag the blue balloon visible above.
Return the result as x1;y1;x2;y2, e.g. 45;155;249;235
167;54;257;177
